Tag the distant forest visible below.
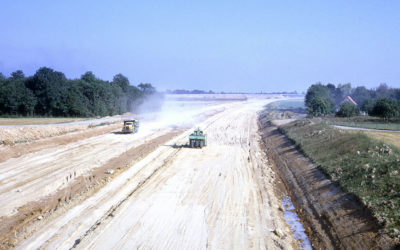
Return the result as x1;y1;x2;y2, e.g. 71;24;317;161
0;68;158;117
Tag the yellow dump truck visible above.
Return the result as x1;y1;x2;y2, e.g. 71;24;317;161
122;119;139;133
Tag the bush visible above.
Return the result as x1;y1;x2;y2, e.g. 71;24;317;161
307;97;334;116
336;102;360;117
370;98;400;119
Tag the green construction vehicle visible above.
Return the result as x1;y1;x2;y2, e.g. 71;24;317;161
189;128;207;148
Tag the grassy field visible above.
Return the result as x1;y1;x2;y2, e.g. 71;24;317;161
0;117;88;126
278;119;400;239
327;116;400;131
361;131;400;149
265;99;305;111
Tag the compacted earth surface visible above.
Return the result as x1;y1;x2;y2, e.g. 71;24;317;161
2;95;394;249
1;96;306;249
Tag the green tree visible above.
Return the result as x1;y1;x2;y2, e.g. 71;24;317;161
26;67;68;116
351;86;371;110
336;102;360;117
305;83;334;115
81;71;97;83
113;74;130;92
0;78;37;116
370;98;400;119
11;70;25;79
307;97;334;116
138;83;156;95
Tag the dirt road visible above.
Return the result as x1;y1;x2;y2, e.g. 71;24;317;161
14;99;300;249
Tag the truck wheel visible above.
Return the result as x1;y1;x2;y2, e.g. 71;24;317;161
195;140;199;148
190;140;194;148
200;141;204;148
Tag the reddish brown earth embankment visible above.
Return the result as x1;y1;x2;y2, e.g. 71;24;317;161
259;120;396;249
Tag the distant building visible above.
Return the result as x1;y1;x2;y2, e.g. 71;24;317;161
339;96;365;115
341;96;358;106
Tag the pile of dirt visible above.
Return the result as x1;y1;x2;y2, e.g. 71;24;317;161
258;120;397;249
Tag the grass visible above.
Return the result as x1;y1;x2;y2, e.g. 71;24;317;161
278;119;400;238
326;116;400;131
361;131;400;149
265;99;306;111
0;117;88;126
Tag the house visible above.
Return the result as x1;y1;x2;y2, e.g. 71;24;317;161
339;96;366;115
341;96;358;106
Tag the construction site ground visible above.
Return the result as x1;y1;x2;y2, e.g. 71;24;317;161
0;97;307;249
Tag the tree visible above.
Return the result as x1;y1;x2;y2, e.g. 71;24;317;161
81;71;97;83
370;98;400;119
0;78;37;116
11;70;25;79
112;74;130;92
138;83;156;95
305;83;334;115
351;86;371;110
26;67;68;116
375;83;391;98
307;97;334;116
332;83;352;106
0;67;161;117
336;102;360;117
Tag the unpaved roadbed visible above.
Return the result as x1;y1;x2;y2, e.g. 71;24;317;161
259;120;396;249
12;99;302;250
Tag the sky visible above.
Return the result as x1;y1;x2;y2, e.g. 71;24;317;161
0;0;399;93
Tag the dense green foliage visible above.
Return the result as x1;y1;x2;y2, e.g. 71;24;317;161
0;68;159;117
336;102;360;117
279;119;400;238
305;82;400;118
307;96;334;116
370;98;400;119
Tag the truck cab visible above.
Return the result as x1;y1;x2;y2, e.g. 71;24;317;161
122;120;139;133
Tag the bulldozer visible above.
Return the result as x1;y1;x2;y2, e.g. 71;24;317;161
189;128;207;148
122;119;139;133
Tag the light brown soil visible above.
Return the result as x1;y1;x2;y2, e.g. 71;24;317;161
0;130;182;249
0;123;121;163
0;117;88;126
12;99;300;250
259;120;396;249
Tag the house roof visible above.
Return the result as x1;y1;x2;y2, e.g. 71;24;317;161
342;96;358;106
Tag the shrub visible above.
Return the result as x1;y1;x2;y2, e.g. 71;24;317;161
370;98;400;119
336;102;360;117
307;97;334;116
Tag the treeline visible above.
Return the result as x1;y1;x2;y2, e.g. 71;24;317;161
0;67;159;117
305;83;400;118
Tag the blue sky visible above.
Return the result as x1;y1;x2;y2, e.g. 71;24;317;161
1;0;399;92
